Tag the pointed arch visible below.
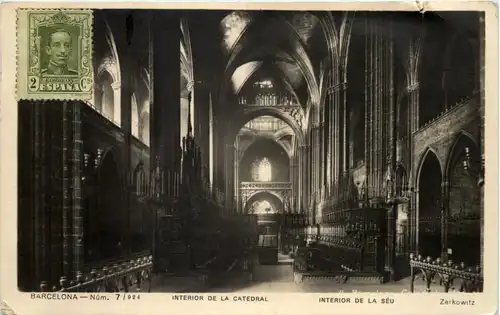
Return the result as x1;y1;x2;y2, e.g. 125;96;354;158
231;61;263;95
416;146;443;259
415;146;443;188
244;191;284;213
97;69;116;122
220;11;256;59
229;107;305;147
238;134;292;161
98;147;123;185
315;11;339;68
181;18;194;82
338;11;355;79
444;131;479;180
221;16;320;107
233;61;302;107
94;16;122;126
103;17;121;84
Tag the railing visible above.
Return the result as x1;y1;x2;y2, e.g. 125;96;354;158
409;254;483;293
240;181;292;190
40;254;153;292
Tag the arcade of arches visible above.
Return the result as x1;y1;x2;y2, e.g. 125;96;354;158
18;10;485;292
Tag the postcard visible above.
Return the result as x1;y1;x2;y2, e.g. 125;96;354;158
0;1;498;315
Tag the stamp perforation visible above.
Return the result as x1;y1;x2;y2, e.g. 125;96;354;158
16;8;94;101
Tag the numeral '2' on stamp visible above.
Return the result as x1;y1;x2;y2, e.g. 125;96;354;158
16;9;93;100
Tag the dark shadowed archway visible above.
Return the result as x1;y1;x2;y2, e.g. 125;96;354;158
86;150;124;263
417;150;442;259
446;133;481;265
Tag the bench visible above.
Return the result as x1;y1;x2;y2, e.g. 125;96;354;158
293;243;384;284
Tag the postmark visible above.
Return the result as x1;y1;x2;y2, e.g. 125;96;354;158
17;9;93;100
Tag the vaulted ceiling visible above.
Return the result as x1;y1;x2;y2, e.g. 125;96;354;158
187;10;330;108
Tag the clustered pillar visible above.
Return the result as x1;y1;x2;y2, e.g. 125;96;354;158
150;11;181;179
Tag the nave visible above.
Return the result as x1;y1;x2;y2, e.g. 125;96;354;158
150;253;428;293
17;9;484;294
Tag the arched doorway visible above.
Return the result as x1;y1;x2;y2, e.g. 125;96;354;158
245;192;283;265
244;191;283;226
85;151;124;263
417;150;442;259
446;135;481;265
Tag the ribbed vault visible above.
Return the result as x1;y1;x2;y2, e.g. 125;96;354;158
219;11;329;109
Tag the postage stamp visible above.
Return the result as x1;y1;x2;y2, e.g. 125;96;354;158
16;9;93;100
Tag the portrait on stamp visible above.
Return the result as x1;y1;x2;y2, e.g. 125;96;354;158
17;9;93;100
40;25;79;76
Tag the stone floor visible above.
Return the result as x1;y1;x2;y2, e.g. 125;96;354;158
151;254;429;293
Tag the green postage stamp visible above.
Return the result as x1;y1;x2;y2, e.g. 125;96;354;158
17;9;93;100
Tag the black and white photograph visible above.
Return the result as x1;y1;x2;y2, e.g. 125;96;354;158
15;8;487;296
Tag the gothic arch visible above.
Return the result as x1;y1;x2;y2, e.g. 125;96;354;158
243;190;284;213
94;17;122;125
238;107;304;144
97;146;124;188
444;131;479;180
315;11;355;80
221;16;320;107
220;11;256;59
238;135;292;161
181;18;194;82
415;146;443;189
416;147;443;259
274;126;295;141
96;69;117;122
103;18;121;84
97;55;119;83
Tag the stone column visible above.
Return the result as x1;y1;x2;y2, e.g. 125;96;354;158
234;140;240;212
120;38;134;255
325;90;332;191
48;104;64;286
111;81;122;126
61;100;84;281
193;81;210;175
70;102;84;280
225;144;235;210
440;179;449;261
32;101;49;289
327;81;345;199
150;11;181;180
298;145;306;213
208;92;214;191
62;101;72;277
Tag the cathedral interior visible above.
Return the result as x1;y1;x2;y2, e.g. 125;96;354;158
17;10;485;293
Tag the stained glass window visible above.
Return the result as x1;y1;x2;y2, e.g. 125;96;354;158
252;157;272;182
